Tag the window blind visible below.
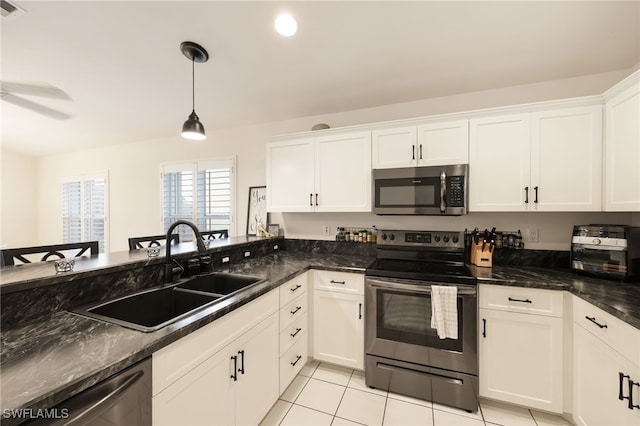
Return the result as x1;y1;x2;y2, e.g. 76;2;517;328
62;173;108;252
161;158;234;239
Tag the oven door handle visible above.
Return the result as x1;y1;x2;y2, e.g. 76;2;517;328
366;278;477;295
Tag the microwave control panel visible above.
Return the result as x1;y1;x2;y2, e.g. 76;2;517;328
447;176;465;207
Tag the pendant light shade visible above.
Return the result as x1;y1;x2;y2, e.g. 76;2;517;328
180;41;209;140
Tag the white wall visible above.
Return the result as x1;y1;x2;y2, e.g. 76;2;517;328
0;148;38;248
3;68;635;252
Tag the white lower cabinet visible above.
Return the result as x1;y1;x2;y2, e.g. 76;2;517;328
478;285;563;413
152;290;279;426
572;296;640;426
312;271;364;370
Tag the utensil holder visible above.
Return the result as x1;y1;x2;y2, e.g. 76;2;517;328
470;242;493;268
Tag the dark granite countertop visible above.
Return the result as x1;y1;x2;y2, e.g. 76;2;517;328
0;251;371;414
2;247;639;418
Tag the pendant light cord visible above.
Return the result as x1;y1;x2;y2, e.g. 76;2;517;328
191;57;195;111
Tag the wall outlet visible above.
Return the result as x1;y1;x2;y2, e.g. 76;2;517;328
526;228;539;243
322;225;331;236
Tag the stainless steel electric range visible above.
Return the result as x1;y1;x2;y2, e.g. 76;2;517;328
364;229;479;413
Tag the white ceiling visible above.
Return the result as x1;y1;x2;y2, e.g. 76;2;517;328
1;1;639;157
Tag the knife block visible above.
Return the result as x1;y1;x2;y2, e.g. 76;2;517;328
470;242;493;268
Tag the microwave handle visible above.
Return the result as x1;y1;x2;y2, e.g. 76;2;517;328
440;170;446;213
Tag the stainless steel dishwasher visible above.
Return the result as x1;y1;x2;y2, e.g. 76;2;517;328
24;357;151;425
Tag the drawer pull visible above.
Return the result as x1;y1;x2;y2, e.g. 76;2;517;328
585;316;608;329
482;318;487;338
290;306;302;315
619;372;631;402
290;327;302;338
290;284;302;292
291;355;302;367
330;280;346;285
508;297;532;304
630;380;640;410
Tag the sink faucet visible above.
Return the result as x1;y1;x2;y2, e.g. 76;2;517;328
165;220;208;283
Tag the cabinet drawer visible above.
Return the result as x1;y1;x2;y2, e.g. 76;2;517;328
573;295;640;366
280;313;308;355
479;284;563;317
279;272;308;306
279;292;308;332
279;334;308;395
314;270;364;295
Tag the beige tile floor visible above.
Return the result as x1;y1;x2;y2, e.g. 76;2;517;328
260;362;573;426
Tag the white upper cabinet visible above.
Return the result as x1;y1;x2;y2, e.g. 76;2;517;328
417;120;469;166
266;138;315;212
531;105;603;211
372;120;468;169
469;103;603;212
469;113;531;211
604;72;640;211
266;131;371;213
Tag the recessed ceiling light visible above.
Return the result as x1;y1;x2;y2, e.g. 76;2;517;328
275;13;297;37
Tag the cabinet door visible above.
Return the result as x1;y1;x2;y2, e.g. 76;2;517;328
417;120;469;166
479;308;563;413
235;313;279;426
315;131;372;212
531;105;603;211
605;82;640;211
372;126;417;169
153;344;235;426
574;324;640;426
469;114;531;211
266;138;315;212
313;290;364;370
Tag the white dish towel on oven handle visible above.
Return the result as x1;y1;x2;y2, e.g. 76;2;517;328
431;285;458;340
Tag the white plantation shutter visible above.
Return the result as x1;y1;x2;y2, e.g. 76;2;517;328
161;158;235;239
62;173;109;252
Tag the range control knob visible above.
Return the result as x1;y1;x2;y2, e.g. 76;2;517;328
452;235;459;243
381;234;388;241
434;235;441;242
389;234;395;241
443;235;450;243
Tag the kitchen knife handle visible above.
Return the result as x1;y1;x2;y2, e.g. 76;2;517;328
534;186;539;203
524;186;529;204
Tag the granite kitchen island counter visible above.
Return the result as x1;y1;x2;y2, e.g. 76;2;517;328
0;250;372;416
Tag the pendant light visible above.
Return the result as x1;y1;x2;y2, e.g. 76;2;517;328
180;41;209;140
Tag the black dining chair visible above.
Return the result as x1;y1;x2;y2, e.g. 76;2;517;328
128;234;180;250
0;241;99;266
200;230;229;241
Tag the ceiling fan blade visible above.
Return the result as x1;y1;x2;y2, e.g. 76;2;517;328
1;92;72;120
0;81;72;100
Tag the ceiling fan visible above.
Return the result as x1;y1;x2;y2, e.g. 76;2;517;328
0;80;72;120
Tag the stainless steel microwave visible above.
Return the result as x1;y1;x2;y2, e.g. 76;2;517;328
372;164;468;215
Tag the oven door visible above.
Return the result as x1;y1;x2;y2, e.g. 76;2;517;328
365;276;477;375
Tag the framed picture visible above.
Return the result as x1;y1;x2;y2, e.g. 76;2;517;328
246;186;268;235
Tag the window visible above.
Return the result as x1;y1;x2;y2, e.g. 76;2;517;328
161;158;235;239
62;173;109;253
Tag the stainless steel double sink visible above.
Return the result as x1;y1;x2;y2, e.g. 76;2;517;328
71;272;266;332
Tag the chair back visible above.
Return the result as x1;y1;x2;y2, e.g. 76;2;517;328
201;230;229;241
128;234;180;250
1;241;99;266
